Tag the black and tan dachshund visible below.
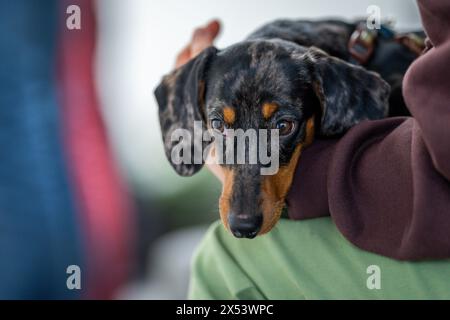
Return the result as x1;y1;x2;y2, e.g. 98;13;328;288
154;19;422;238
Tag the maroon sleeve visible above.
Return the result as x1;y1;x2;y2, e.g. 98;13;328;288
287;0;450;260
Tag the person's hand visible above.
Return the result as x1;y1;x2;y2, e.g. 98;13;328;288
173;20;225;183
175;20;221;68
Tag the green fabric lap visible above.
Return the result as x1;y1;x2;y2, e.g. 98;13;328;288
189;218;450;299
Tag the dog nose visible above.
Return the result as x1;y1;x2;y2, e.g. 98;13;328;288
228;214;263;239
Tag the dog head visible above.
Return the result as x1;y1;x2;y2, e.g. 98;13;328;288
155;39;389;238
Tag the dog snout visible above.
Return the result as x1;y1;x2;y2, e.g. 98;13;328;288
228;213;263;239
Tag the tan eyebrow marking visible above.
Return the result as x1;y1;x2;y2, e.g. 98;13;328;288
262;103;278;119
223;106;236;124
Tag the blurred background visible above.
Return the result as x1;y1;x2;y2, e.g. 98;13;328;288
0;0;421;299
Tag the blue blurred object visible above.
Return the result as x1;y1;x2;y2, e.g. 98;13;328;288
0;0;83;299
379;24;395;39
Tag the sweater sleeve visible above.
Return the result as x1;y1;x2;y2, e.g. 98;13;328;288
287;0;450;260
403;0;450;181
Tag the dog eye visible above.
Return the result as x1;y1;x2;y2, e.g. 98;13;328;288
211;119;225;132
275;119;295;136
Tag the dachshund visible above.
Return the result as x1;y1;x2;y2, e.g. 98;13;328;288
154;19;421;238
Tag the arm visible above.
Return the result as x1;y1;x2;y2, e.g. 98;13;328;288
403;0;450;180
287;0;450;260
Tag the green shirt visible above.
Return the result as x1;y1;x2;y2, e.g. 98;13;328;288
189;218;450;299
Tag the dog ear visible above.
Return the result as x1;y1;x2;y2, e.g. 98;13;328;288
305;47;390;136
154;46;218;176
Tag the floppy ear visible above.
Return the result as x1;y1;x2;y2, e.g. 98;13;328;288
154;46;218;176
305;47;390;136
